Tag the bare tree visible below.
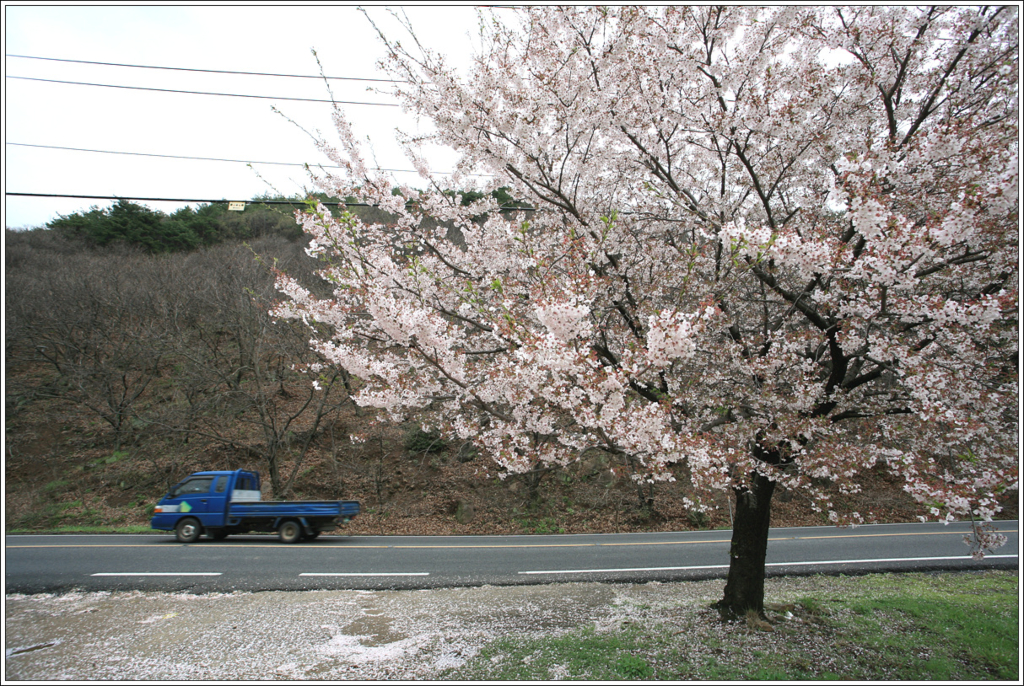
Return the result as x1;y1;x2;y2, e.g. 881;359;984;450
9;243;171;447
162;239;352;497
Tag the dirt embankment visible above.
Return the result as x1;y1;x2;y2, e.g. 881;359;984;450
5;384;1017;537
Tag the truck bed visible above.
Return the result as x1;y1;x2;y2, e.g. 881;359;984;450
227;500;360;519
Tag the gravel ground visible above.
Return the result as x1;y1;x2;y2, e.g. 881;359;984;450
5;576;869;681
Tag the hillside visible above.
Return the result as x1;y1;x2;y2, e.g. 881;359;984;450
9;351;1016;537
9;367;987;537
4;218;1017;537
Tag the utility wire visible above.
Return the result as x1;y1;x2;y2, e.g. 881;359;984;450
6;75;400;106
6;142;382;172
6;192;537;212
7;192;371;207
5;142;495;177
6;142;324;168
5;54;406;83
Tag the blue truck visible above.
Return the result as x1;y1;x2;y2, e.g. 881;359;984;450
151;469;359;543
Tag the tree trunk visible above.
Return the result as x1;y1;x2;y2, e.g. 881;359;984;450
524;463;546;507
714;470;776;618
266;445;283;499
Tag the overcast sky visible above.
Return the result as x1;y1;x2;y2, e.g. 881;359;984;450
4;5;488;229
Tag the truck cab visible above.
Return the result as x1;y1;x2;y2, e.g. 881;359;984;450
152;470;260;538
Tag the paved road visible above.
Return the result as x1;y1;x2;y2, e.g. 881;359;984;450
5;521;1017;594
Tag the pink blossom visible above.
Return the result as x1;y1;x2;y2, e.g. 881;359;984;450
272;5;1017;555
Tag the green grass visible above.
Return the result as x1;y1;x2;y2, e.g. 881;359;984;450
7;524;155;534
442;572;1018;681
41;479;72;493
516;515;565;534
832;573;1019;680
447;625;661;680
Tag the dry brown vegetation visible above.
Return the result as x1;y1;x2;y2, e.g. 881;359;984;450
8;379;977;536
5;228;1016;535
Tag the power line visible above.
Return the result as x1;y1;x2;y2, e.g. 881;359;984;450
5;142;495;177
6;192;367;207
6;192;537;212
6;75;400;106
7;142;357;170
5;54;406;83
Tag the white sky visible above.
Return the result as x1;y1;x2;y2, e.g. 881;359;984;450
3;5;490;229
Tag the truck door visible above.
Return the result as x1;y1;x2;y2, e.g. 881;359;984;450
166;476;219;527
204;475;230;527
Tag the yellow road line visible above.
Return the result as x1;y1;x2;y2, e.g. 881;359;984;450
5;528;1016;551
3;544;390;549
776;529;1018;541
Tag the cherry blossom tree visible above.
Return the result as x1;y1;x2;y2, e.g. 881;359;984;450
274;6;1018;616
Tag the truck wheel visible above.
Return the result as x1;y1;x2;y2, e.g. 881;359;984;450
303;530;321;541
176;518;202;543
278;520;302;544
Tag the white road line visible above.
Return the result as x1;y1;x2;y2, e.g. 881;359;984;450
520;564;729;575
91;572;223;577
765;554;1019;568
519;554;1019;575
299;572;430;577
